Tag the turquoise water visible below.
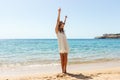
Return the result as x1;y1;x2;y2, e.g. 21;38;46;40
0;39;120;67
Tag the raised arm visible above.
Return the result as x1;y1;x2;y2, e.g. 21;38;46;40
55;8;61;34
64;16;67;25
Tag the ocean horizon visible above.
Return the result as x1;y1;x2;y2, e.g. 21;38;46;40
0;39;120;68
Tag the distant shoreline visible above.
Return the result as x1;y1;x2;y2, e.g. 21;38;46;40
95;33;120;39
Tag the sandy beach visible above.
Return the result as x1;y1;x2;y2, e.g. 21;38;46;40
0;61;120;80
0;0;120;80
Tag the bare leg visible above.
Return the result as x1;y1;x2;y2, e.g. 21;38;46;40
64;53;68;73
60;53;64;73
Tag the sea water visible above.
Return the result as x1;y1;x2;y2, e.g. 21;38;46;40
0;39;120;67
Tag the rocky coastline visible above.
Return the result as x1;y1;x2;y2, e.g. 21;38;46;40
95;33;120;39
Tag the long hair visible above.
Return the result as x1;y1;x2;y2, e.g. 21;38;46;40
58;21;64;33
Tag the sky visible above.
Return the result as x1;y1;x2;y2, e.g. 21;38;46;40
0;0;120;39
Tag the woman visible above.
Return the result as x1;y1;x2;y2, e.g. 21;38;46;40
55;8;69;73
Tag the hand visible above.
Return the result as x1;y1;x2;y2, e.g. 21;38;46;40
58;8;61;12
65;16;67;18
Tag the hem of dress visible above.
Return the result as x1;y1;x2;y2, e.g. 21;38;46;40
60;52;68;54
59;51;68;53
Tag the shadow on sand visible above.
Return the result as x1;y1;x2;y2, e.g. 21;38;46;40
66;72;92;80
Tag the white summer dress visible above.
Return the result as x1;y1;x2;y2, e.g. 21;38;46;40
57;31;69;53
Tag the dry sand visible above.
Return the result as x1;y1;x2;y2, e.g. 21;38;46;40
0;61;120;80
